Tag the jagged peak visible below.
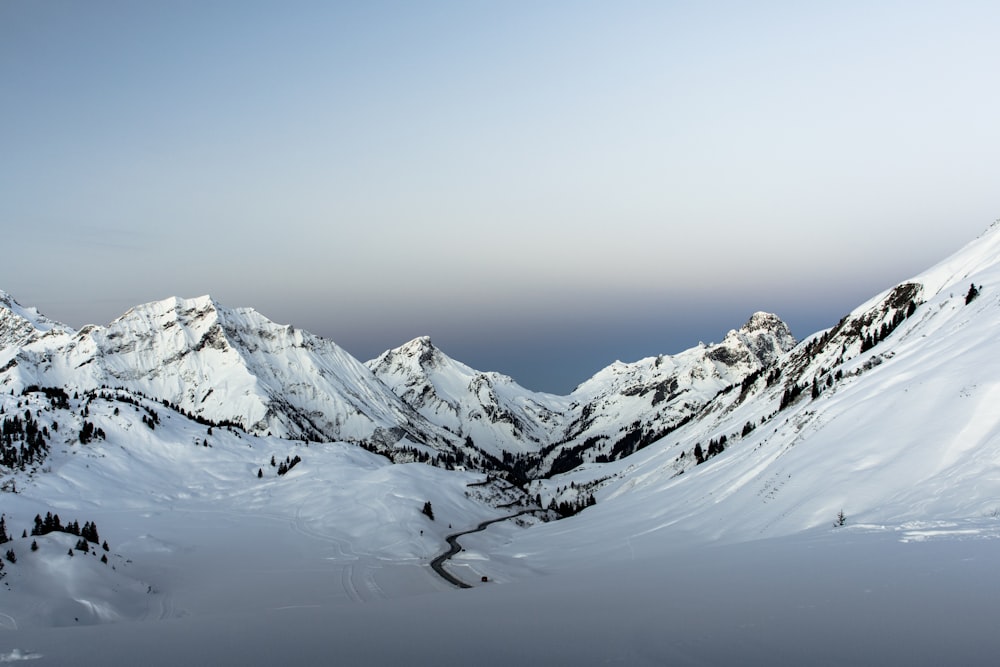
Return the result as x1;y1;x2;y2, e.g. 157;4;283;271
0;288;70;336
741;311;787;333
368;336;447;375
717;312;793;346
705;312;796;368
133;294;219;317
401;335;435;352
381;335;437;365
109;295;247;334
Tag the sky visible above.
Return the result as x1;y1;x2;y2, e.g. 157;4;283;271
2;1;999;393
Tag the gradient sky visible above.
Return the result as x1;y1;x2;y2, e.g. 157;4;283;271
3;1;999;392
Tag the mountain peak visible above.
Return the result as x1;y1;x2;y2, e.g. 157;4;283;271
404;335;434;350
713;311;796;367
741;311;787;333
0;289;72;349
391;335;440;367
113;294;218;321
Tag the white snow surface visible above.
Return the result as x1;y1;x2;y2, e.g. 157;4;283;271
2;223;1000;663
0;291;70;352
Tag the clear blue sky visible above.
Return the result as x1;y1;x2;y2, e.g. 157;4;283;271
2;1;998;392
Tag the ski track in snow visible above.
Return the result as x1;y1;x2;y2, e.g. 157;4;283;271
340;564;363;603
0;649;42;663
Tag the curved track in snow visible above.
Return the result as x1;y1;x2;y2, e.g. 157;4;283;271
430;510;541;589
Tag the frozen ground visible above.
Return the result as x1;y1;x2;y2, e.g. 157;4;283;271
4;523;1000;666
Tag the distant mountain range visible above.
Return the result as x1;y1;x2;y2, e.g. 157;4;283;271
0;287;798;480
1;220;999;520
3;221;999;497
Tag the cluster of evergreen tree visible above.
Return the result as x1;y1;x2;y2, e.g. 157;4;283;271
693;435;728;465
80;520;100;543
859;299;918;353
82;387;245;438
26;513;111;553
500;450;532;486
548;493;596;517
156;396;243;431
735;368;766;400
21;386;70;409
549;437;599;475
78;420;106;444
357;433;529;485
779;382;807;410
31;512;101;543
706;435;727;458
83;388;167;429
595;418;689;465
1;408;49;470
273;455;302;475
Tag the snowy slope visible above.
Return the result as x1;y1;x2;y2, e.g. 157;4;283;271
0;386;519;628
475;221;1000;574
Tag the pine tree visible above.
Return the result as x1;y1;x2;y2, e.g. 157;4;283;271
30;540;38;552
422;501;435;520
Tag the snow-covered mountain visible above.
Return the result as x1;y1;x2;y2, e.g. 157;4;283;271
0;290;71;351
367;336;570;459
1;291;797;479
539;310;796;475
0;295;460;455
368;313;796;477
506;220;1000;552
